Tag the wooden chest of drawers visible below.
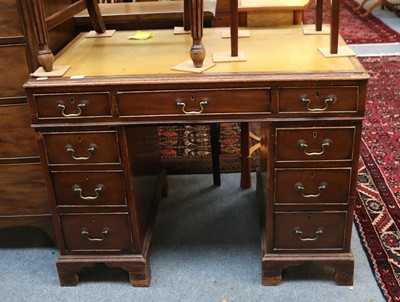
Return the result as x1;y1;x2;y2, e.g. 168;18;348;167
24;27;368;286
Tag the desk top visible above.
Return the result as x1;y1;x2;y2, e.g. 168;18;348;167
52;26;365;80
238;0;310;11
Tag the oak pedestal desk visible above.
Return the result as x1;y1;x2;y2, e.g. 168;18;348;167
24;26;369;287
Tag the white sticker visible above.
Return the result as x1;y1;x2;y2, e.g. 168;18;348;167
70;75;85;80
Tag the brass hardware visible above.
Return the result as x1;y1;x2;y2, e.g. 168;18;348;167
81;227;110;242
176;97;209;115
72;184;105;200
65;143;97;160
297;138;332;156
57;100;88;117
300;94;337;111
293;227;324;241
295;182;327;198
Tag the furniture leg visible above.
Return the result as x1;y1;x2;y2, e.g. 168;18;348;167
86;0;107;33
262;254;355;286
27;0;54;72
240;122;251;189
315;0;323;31
190;0;206;67
56;255;151;287
210;123;221;186
27;0;106;72
330;0;340;54
183;0;191;31
230;0;239;57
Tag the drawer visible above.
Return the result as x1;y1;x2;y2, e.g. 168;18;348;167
278;87;359;114
33;92;111;119
0;1;24;39
43;131;120;165
275;168;351;205
0;44;30;98
273;211;347;251
275;127;356;162
60;213;133;252
52;171;126;206
0;103;38;158
117;88;271;116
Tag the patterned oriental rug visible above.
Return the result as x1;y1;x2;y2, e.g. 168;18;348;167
355;56;400;302
303;0;400;44
357;141;400;302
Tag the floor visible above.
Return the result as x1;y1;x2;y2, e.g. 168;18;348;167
350;0;400;55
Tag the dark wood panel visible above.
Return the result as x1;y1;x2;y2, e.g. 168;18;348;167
0;0;24;38
0;162;49;215
0;103;39;158
0;44;30;98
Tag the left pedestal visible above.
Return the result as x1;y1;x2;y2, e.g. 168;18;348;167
30;112;166;286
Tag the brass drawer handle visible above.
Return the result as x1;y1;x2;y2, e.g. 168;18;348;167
57;100;88;117
297;138;332;156
293;227;324;241
295;182;327;198
175;97;209;115
65;143;97;160
300;94;337;112
72;184;105;200
81;227;110;242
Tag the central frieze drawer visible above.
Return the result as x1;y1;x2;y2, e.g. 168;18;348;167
275;127;356;162
43;131;121;165
278;87;359;113
117;88;271;116
60;213;133;253
33;92;111;119
51;171;126;206
274;168;351;205
273;211;347;251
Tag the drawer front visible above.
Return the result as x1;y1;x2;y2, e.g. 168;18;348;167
275;127;356;162
273;211;347;251
60;213;133;252
33;92;111;119
275;168;351;205
0;163;49;216
43;131;120;165
0;44;30;98
0;103;38;158
0;0;24;38
52;171;126;206
117;88;271;116
278;87;359;114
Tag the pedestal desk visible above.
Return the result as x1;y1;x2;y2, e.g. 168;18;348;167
24;26;369;286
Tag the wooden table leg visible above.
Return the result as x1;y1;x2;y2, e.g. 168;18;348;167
230;0;239;57
183;0;191;31
27;0;54;72
330;0;340;54
190;0;206;67
315;0;323;31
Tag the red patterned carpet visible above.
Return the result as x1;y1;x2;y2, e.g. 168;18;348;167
356;141;400;302
303;0;400;44
355;56;400;302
